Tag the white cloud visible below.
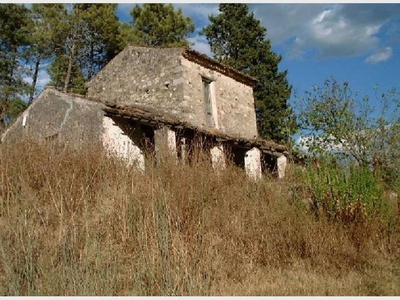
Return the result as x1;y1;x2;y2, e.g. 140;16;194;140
174;3;219;23
251;4;400;59
296;135;347;154
23;69;50;88
179;4;400;60
288;37;306;60
36;71;51;89
365;47;393;64
188;36;212;56
306;7;381;58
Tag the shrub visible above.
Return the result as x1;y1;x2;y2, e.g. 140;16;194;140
292;156;397;224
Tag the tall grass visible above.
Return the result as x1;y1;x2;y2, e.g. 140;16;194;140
0;140;399;295
292;156;399;224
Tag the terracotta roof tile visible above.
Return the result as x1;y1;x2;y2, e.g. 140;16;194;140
103;102;287;153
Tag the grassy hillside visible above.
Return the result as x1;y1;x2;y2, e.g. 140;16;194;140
0;141;399;295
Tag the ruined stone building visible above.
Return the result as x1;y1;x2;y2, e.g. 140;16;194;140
1;46;288;179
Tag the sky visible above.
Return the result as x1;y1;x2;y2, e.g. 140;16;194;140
31;3;400;94
167;3;400;100
115;3;400;144
31;2;400;141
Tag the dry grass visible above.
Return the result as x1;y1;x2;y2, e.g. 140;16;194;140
0;140;399;295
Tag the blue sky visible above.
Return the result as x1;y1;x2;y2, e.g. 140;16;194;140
33;3;400;122
115;3;400;119
165;3;400;103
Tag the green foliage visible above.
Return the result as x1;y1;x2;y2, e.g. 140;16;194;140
0;4;31;124
26;4;62;103
7;98;28;120
295;78;400;187
74;4;122;79
48;55;86;95
294;157;396;223
122;4;195;47
41;4;122;94
201;4;294;143
118;23;142;47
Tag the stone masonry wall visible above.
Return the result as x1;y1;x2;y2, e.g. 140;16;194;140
1;88;104;146
86;46;258;140
86;46;185;118
180;57;258;140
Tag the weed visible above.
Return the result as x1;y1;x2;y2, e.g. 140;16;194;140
0;140;399;295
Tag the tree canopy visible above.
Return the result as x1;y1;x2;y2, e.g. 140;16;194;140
0;4;31;125
45;4;122;93
0;3;297;141
295;78;400;184
0;3;197;126
202;4;294;143
121;4;195;48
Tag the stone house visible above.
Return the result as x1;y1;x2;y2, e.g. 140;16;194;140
1;46;288;179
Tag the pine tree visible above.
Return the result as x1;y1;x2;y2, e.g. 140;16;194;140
74;4;121;79
46;4;121;94
40;4;80;93
0;4;31;125
121;4;195;48
27;4;61;103
202;4;294;143
48;54;86;95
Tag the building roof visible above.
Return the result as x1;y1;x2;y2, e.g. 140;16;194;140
6;87;286;156
103;101;287;155
182;48;257;87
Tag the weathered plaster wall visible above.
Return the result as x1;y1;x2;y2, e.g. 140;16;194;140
181;57;258;140
2;88;149;170
1;88;104;146
102;116;145;170
245;147;262;180
210;144;226;170
277;155;287;179
86;46;185;118
154;126;177;163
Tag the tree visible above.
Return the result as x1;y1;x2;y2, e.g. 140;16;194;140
0;4;31;125
26;4;62;103
202;4;294;143
41;4;81;93
47;4;121;94
74;4;121;79
296;78;400;183
121;4;195;48
48;54;86;95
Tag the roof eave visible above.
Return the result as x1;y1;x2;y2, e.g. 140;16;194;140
182;48;258;88
103;103;287;153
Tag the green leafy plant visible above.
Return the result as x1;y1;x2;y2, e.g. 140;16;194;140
295;78;400;189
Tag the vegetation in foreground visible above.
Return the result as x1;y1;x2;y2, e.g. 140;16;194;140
0;141;399;296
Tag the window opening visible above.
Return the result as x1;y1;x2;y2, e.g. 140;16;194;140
202;77;215;127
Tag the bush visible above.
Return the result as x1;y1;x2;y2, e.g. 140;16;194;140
293;156;398;224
